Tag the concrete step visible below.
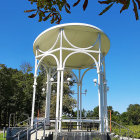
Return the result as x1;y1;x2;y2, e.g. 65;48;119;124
31;130;54;140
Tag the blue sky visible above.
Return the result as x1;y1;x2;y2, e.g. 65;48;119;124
0;0;140;113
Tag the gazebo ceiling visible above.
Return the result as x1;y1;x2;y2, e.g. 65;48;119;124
33;23;110;69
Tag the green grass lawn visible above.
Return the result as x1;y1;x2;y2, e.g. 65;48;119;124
127;125;140;138
112;125;140;139
0;133;6;140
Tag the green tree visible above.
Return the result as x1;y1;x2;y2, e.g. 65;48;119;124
16;63;34;120
0;64;76;127
20;62;33;74
127;104;140;125
35;71;46;117
0;64;34;127
107;106;120;123
86;110;94;118
93;106;99;118
120;112;129;125
25;0;140;24
0;64;13;127
87;106;120;123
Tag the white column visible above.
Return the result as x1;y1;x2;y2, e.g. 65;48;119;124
55;70;60;132
79;70;82;129
77;83;79;130
45;70;49;119
103;58;108;132
80;83;82;129
31;56;38;127
58;28;63;132
48;68;52;122
45;68;51;123
80;84;82;120
98;33;104;133
59;70;64;132
98;72;104;133
31;77;37;127
104;83;108;132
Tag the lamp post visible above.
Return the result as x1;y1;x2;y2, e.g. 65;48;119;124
93;78;109;132
72;89;87;95
37;88;46;120
42;88;45;93
72;89;87;129
9;113;15;127
49;76;72;131
50;77;71;85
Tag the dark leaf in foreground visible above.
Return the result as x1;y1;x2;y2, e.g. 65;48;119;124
83;0;88;11
24;9;36;13
66;3;71;10
120;0;130;13
73;0;81;7
56;16;62;24
51;15;55;24
98;0;113;4
65;5;71;13
25;0;140;23
43;14;51;21
136;0;140;9
99;3;114;15
28;13;37;18
132;0;139;20
117;0;126;4
54;15;58;21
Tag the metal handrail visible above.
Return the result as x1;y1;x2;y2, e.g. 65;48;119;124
107;119;134;140
10;117;51;140
15;117;31;127
60;117;100;132
61;116;99;120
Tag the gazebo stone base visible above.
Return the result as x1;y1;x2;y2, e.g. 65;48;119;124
54;131;109;140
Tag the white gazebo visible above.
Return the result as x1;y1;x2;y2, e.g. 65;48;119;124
31;23;110;133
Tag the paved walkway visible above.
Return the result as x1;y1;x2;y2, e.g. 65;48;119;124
119;137;140;140
31;130;54;140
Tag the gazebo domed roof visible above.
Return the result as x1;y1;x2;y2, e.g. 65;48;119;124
33;23;110;69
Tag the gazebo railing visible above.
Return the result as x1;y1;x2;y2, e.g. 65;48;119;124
6;116;137;140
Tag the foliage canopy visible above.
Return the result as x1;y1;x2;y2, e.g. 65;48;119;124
25;0;140;24
0;64;76;127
